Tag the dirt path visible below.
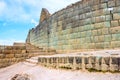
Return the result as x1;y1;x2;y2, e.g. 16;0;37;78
0;62;120;80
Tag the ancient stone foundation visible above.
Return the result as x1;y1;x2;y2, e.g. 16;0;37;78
0;45;28;68
0;43;50;68
38;51;120;72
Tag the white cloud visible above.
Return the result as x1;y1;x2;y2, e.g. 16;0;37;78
0;0;80;45
0;0;31;22
39;0;80;13
0;0;80;22
31;19;38;26
0;39;25;45
0;1;7;15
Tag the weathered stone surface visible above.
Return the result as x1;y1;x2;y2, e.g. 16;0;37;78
110;26;120;34
111;20;119;27
113;13;120;20
11;74;30;80
38;52;120;72
108;0;115;8
40;8;50;23
0;44;44;68
116;0;120;6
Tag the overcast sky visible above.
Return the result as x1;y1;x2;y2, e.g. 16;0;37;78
0;0;80;45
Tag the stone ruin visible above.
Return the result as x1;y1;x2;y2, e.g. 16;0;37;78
0;43;56;68
26;0;120;53
25;0;120;72
0;0;120;73
38;51;120;72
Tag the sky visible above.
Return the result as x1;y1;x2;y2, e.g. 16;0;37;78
0;0;80;45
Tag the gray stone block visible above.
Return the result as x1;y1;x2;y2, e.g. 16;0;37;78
108;0;116;8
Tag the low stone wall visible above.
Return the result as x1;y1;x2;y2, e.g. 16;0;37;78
0;45;41;68
0;46;28;68
38;52;120;72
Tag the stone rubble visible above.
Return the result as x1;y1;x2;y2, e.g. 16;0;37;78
11;74;30;80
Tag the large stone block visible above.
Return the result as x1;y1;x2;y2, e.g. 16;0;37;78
92;30;98;36
0;54;5;58
85;12;92;18
81;31;86;38
95;57;102;70
0;50;2;53
115;41;120;48
91;17;95;23
112;6;120;13
89;43;95;49
93;10;102;17
102;28;109;35
104;35;111;42
86;31;92;37
111;41;120;48
116;0;120;6
4;50;12;54
111;20;119;27
98;35;104;42
103;8;110;15
104;42;111;48
105;15;112;21
112;34;120;41
15;54;23;58
89;24;94;30
108;0;115;8
84;18;92;25
110;57;119;71
99;3;107;9
94;23;103;29
104;21;111;27
5;46;13;50
110;26;120;34
95;16;105;23
97;29;102;35
86;37;91;43
113;13;120;20
92;4;99;11
5;54;14;58
93;0;100;5
96;42;104;49
94;36;99;43
101;57;110;71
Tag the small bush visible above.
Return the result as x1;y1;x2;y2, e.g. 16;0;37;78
59;66;72;69
88;68;120;73
88;68;101;72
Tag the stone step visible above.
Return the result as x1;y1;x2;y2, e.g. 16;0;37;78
23;62;37;66
26;57;39;64
26;59;38;64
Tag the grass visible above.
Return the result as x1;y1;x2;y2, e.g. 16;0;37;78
88;68;103;72
110;70;120;73
59;66;72;70
88;68;120;73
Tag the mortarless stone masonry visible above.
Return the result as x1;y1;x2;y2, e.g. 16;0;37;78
0;43;49;68
26;0;120;53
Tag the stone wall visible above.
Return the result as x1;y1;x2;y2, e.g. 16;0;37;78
26;0;120;53
38;52;120;72
0;46;28;68
0;44;45;68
